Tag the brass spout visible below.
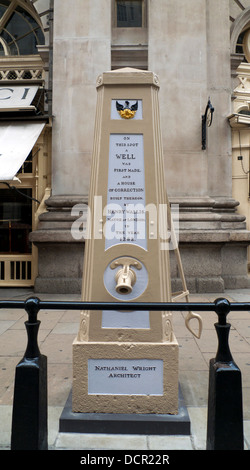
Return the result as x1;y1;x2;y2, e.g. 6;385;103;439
110;257;142;295
115;265;136;294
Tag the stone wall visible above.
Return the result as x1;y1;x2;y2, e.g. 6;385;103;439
31;0;250;293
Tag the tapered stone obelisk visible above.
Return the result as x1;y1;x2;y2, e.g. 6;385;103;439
73;68;180;414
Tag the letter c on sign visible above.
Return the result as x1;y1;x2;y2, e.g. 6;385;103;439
0;88;13;100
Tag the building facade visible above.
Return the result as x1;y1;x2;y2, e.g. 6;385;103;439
1;0;250;293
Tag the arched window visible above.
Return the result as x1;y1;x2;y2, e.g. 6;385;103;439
0;0;44;56
235;29;250;62
238;108;250;116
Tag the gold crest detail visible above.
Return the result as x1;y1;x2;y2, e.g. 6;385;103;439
116;100;138;119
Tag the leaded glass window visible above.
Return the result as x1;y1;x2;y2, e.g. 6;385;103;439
0;0;44;55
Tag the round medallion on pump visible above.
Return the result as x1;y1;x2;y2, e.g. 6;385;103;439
103;256;148;301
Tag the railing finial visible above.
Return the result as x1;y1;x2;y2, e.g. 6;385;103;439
214;297;231;325
24;296;41;323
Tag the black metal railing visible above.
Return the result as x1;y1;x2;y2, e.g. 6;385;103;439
0;296;247;450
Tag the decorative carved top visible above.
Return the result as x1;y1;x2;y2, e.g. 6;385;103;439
96;68;160;88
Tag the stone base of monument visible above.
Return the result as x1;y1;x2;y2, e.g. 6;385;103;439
59;386;190;435
72;340;179;414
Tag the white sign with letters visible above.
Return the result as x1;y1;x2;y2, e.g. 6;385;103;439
88;359;163;395
105;133;147;250
0;86;38;109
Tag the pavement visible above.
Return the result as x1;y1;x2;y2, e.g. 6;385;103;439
0;287;250;452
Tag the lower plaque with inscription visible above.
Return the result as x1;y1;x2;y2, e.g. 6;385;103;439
88;359;163;395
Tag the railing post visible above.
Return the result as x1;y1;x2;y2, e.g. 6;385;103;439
11;297;48;450
206;298;244;450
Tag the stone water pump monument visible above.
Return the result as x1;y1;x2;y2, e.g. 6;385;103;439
70;68;202;430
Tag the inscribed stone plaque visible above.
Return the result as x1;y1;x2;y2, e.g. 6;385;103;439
88;359;163;395
105;133;146;250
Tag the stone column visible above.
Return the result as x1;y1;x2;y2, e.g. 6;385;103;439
206;0;232;198
148;0;250;291
148;0;208;197
31;1;111;293
52;0;111;196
